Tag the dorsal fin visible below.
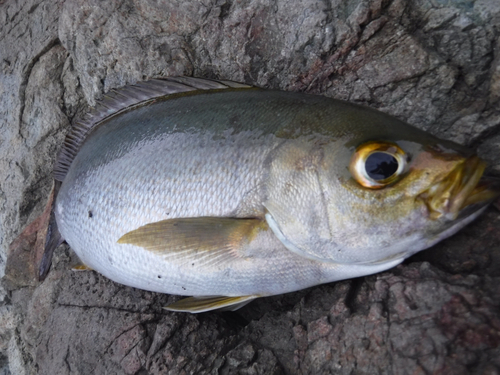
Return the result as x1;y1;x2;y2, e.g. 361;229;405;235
53;77;252;181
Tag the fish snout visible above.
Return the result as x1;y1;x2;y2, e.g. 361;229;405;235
418;156;500;220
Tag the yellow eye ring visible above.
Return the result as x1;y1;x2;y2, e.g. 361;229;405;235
349;141;407;189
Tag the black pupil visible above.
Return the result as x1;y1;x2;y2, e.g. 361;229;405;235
365;152;399;181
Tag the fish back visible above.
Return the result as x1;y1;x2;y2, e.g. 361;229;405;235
53;77;251;181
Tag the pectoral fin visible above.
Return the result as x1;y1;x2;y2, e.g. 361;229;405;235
164;295;259;313
117;217;267;263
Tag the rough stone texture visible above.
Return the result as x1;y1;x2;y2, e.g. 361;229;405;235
1;0;500;374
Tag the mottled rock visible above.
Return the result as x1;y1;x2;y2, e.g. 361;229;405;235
1;0;500;374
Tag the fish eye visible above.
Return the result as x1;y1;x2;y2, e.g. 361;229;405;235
349;141;407;188
365;152;399;180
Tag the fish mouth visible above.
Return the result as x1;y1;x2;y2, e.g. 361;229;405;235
418;155;500;220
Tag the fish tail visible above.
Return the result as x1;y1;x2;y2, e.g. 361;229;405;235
38;180;64;281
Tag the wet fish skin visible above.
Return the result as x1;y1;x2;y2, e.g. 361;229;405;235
52;78;498;312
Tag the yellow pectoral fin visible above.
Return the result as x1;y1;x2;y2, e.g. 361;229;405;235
164;295;259;313
117;217;267;261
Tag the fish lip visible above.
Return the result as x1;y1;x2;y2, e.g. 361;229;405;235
418;156;500;220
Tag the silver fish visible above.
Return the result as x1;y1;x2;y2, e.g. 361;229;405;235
47;77;498;312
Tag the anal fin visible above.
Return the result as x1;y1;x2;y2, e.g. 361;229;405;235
71;264;93;271
164;295;259;313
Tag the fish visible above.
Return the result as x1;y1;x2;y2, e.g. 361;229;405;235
38;77;498;313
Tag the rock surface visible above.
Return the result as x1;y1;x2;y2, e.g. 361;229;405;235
1;0;500;373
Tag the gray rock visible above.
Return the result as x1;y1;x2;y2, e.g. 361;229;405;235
1;0;499;374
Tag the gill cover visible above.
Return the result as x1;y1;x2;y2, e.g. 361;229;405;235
263;140;342;263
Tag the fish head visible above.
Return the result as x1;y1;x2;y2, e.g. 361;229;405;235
265;114;499;266
329;139;499;264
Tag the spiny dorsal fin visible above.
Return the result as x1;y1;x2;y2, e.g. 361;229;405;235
53;77;252;181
